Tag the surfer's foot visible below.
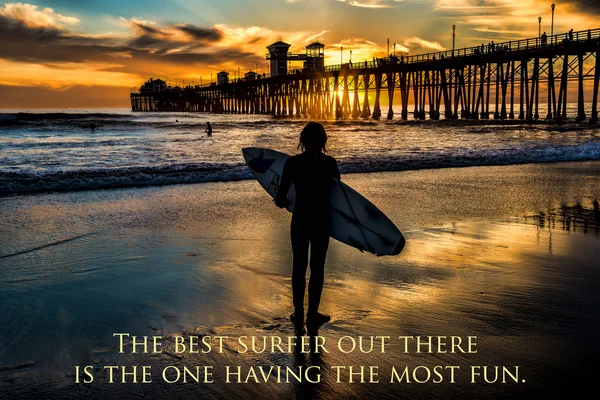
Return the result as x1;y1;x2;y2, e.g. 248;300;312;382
306;313;330;336
290;313;306;336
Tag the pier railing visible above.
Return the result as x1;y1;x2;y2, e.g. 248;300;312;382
324;28;600;72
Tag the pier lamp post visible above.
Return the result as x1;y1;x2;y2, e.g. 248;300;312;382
350;50;352;63
538;16;542;37
394;43;396;56
387;38;390;57
551;4;555;44
452;25;456;57
210;73;212;84
341;46;343;64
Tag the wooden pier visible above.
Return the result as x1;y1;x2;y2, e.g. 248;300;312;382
131;28;600;122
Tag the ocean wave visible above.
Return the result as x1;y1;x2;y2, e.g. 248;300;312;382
1;138;133;150
0;163;252;195
1;112;132;121
0;114;299;131
2;143;600;196
341;143;600;173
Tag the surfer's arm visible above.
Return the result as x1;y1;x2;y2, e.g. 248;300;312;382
274;158;293;208
332;158;341;181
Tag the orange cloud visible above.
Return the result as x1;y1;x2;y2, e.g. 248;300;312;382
0;59;139;88
327;38;387;63
403;37;446;52
434;0;600;42
336;0;404;8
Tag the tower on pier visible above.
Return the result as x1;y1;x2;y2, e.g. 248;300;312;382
305;42;325;70
244;71;258;81
217;71;229;85
267;41;291;76
266;41;326;75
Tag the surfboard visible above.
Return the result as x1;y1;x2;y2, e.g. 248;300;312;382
242;147;405;256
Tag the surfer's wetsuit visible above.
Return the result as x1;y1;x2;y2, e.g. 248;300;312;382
275;151;340;319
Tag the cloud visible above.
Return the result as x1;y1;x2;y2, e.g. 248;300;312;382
326;37;388;63
472;26;523;34
336;0;402;9
176;24;223;41
0;12;255;87
575;0;600;11
0;3;338;89
0;83;131;108
304;30;329;44
0;2;79;29
0;58;138;88
433;0;600;44
124;18;224;53
391;43;410;54
213;24;328;55
403;37;446;52
119;16;156;27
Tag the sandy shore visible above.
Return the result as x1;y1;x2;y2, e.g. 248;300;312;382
1;161;599;399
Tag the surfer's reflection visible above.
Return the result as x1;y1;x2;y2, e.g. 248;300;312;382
275;122;340;336
292;338;324;398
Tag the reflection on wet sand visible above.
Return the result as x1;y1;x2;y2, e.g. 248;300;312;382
526;200;600;235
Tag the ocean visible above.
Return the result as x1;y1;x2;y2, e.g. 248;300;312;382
1;106;599;195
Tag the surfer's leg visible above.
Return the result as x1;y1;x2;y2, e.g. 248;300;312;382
291;218;310;316
307;229;329;317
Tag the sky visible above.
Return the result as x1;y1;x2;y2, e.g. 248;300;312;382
0;0;599;108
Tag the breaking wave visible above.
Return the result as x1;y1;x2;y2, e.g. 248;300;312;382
2;143;600;196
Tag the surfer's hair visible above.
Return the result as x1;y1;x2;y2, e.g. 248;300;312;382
298;122;327;153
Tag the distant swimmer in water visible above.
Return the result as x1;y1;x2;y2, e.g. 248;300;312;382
205;122;213;136
275;122;340;337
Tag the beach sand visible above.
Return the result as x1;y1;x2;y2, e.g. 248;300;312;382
1;161;599;399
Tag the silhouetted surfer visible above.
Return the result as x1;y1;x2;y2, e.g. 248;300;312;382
205;122;213;136
274;122;340;336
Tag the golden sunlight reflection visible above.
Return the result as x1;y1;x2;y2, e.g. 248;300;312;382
184;206;593;338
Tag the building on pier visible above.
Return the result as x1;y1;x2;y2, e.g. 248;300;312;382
267;41;291;76
217;71;229;85
140;78;167;94
244;71;258;81
267;41;326;75
305;42;325;70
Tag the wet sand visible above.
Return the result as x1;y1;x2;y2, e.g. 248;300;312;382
1;161;599;399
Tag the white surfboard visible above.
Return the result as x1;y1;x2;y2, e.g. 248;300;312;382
242;147;405;256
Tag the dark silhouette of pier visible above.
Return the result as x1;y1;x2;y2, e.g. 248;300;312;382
131;28;600;122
